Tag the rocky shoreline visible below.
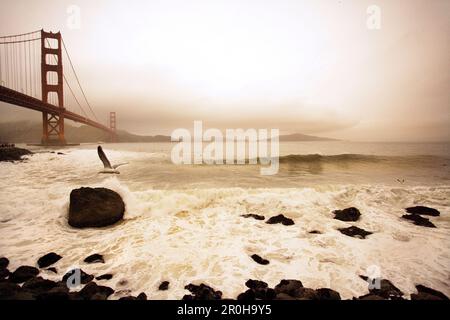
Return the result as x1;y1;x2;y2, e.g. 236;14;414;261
0;252;448;300
0;146;32;162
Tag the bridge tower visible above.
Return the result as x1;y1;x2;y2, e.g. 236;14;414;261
40;30;66;145
109;111;117;142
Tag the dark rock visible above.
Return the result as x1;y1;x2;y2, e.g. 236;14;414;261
315;288;341;300
245;279;268;290
36;281;70;300
46;267;57;274
10;266;39;283
241;214;265;220
357;293;384;300
250;254;270;265
333;207;361;222
137;292;147;300
0;281;21;299
78;282;114;300
237;289;255;300
309;230;322;234
0;147;32;162
158;281;169;291
411;285;449;300
0;257;9;269
296;288;319;300
402;214;436;228
62;269;94;285
405;206;440;217
0;268;10;279
96;274;113;281
274;279;304;298
84;253;105;264
57;152;65;155
266;214;295;226
68;187;125;228
338;226;373;239
274;292;297;300
241;279;274;300
360;276;403;300
119;292;147;300
22;277;57;297
37;252;62;268
184;283;222;300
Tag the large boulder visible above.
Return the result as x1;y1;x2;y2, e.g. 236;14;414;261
0;147;32;162
68;187;125;228
333;207;361;222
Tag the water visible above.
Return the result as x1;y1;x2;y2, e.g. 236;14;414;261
0;141;449;299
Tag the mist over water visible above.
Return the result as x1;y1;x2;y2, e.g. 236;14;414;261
0;141;449;299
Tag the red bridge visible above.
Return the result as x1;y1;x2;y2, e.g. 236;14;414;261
0;30;117;145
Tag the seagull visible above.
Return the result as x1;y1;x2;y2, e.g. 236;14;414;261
97;145;128;174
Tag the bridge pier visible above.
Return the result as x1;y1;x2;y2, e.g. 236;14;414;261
41;111;66;145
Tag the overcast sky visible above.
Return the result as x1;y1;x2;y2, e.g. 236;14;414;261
0;0;449;141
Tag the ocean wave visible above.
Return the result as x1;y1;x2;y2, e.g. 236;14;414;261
278;154;449;165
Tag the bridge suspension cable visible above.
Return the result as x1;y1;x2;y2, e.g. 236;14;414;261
61;37;99;122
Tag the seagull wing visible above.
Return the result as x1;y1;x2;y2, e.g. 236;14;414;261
97;146;112;169
113;162;128;169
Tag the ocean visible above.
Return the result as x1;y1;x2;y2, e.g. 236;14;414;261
0;141;449;299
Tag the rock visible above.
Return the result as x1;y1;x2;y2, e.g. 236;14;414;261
315;288;341;300
338;226;373;239
274;292;297;300
402;214;436;228
62;269;94;286
241;279;274;300
265;214;294;226
10;266;39;283
0;268;10;279
46;267;57;274
184;283;222;300
68;187;125;228
309;230;322;234
357;293;384;300
333;207;361;222
0;257;9;269
57;152;65;155
78;282;114;300
411;285;449;300
245;279;268;290
0;281;21;299
36;282;70;300
274;280;304;298
22;277;57;295
84;253;105;264
37;252;62;268
241;214;265;220
137;292;147;300
119;292;148;300
96;274;113;281
405;206;440;217
0;147;32;162
250;254;270;265
158;281;170;291
237;289;256;300
360;276;403;300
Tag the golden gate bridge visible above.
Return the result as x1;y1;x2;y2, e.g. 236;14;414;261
0;29;117;145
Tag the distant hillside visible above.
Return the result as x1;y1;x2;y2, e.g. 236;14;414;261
0;121;336;143
278;133;337;141
0;121;170;143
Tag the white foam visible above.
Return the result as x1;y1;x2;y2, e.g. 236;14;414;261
0;149;449;299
